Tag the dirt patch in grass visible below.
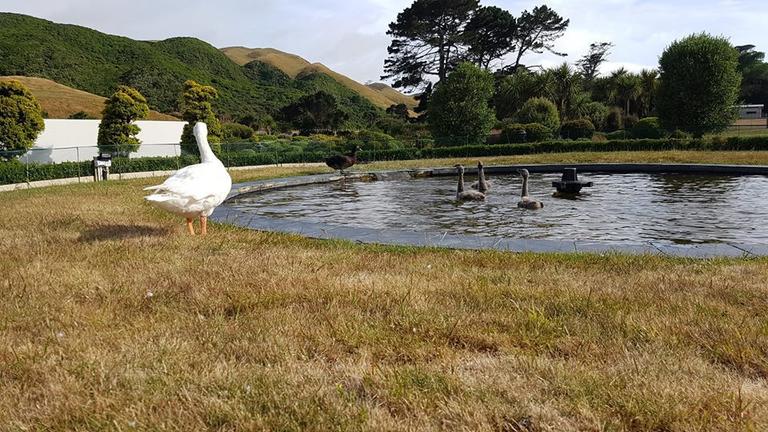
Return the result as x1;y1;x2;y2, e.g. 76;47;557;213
1;162;767;430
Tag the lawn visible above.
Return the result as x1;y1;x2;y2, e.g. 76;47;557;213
1;153;767;431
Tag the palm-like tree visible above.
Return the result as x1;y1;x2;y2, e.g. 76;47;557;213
638;69;659;117
612;72;642;116
549;63;584;119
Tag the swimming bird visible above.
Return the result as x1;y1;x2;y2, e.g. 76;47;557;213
325;146;361;175
470;161;491;193
144;122;232;235
455;164;486;201
516;169;544;210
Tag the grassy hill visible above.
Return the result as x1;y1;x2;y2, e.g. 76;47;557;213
366;83;418;109
0;13;382;128
0;76;177;121
221;46;417;109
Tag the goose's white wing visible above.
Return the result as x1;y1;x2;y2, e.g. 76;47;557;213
144;162;232;217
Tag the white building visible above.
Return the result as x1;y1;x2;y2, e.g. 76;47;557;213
737;104;764;119
23;119;186;164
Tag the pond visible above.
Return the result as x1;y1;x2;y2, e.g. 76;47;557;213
230;173;768;246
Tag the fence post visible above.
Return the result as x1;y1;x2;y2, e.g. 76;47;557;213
76;147;81;182
25;151;30;188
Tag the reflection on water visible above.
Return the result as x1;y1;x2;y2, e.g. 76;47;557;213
231;173;768;245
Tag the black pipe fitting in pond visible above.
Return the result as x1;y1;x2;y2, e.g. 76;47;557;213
552;168;593;195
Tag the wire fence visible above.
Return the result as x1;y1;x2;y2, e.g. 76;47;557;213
3;122;768;187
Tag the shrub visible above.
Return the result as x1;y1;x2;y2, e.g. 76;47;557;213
429;62;495;145
68;111;93;120
515;97;560;133
560;119;595;140
633;117;666;139
581;101;609;131
500;123;527;143
605;130;632;140
657;33;741;137
349;130;401;151
523;123;552;142
221;123;255;141
0;79;45;156
622;114;639;130
605;108;623;132
670;129;692;140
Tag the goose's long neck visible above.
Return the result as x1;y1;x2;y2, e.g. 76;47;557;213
479;166;486;185
197;132;219;164
521;175;529;198
457;170;465;195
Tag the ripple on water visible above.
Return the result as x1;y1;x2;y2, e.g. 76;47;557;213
231;173;768;245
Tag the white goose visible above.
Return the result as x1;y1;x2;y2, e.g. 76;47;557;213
144;122;232;235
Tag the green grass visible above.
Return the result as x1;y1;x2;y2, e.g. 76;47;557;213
1;159;767;430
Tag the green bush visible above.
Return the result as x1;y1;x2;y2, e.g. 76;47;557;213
560;119;595;140
515;98;560;132
605;108;623;132
581;101;609;131
221;123;254;141
348;130;402;151
670;129;692;140
623;114;640;130
605;130;632;140
523;123;552;142
500;123;527;143
633;117;666;139
657;33;741;137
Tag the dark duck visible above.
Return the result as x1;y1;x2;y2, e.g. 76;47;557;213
325;146;361;175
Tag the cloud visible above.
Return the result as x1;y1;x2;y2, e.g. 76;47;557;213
2;0;767;83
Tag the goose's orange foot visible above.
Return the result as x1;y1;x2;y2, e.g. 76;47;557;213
200;216;208;236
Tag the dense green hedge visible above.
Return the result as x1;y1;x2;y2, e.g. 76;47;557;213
3;135;768;185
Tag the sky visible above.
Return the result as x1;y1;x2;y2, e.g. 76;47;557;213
2;0;766;88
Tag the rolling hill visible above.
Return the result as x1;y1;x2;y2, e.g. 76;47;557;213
221;46;416;109
0;76;178;121
0;13;383;128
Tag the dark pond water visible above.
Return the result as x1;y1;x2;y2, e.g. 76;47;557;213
231;173;768;245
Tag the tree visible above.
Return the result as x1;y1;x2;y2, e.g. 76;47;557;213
576;42;613;83
180;80;222;155
96;85;149;155
637;69;659;117
413;82;433;117
613;72;641;116
548;63;583;120
657;34;741;137
386;103;410;121
280;91;349;133
510;5;569;71
515;97;560;132
428;62;495;145
493;69;553;120
382;0;479;91
239;112;276;134
735;45;768;108
463;6;516;70
0;79;45;156
581;101;609;131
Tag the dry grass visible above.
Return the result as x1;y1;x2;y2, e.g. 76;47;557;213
2;159;768;431
0;76;178;121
